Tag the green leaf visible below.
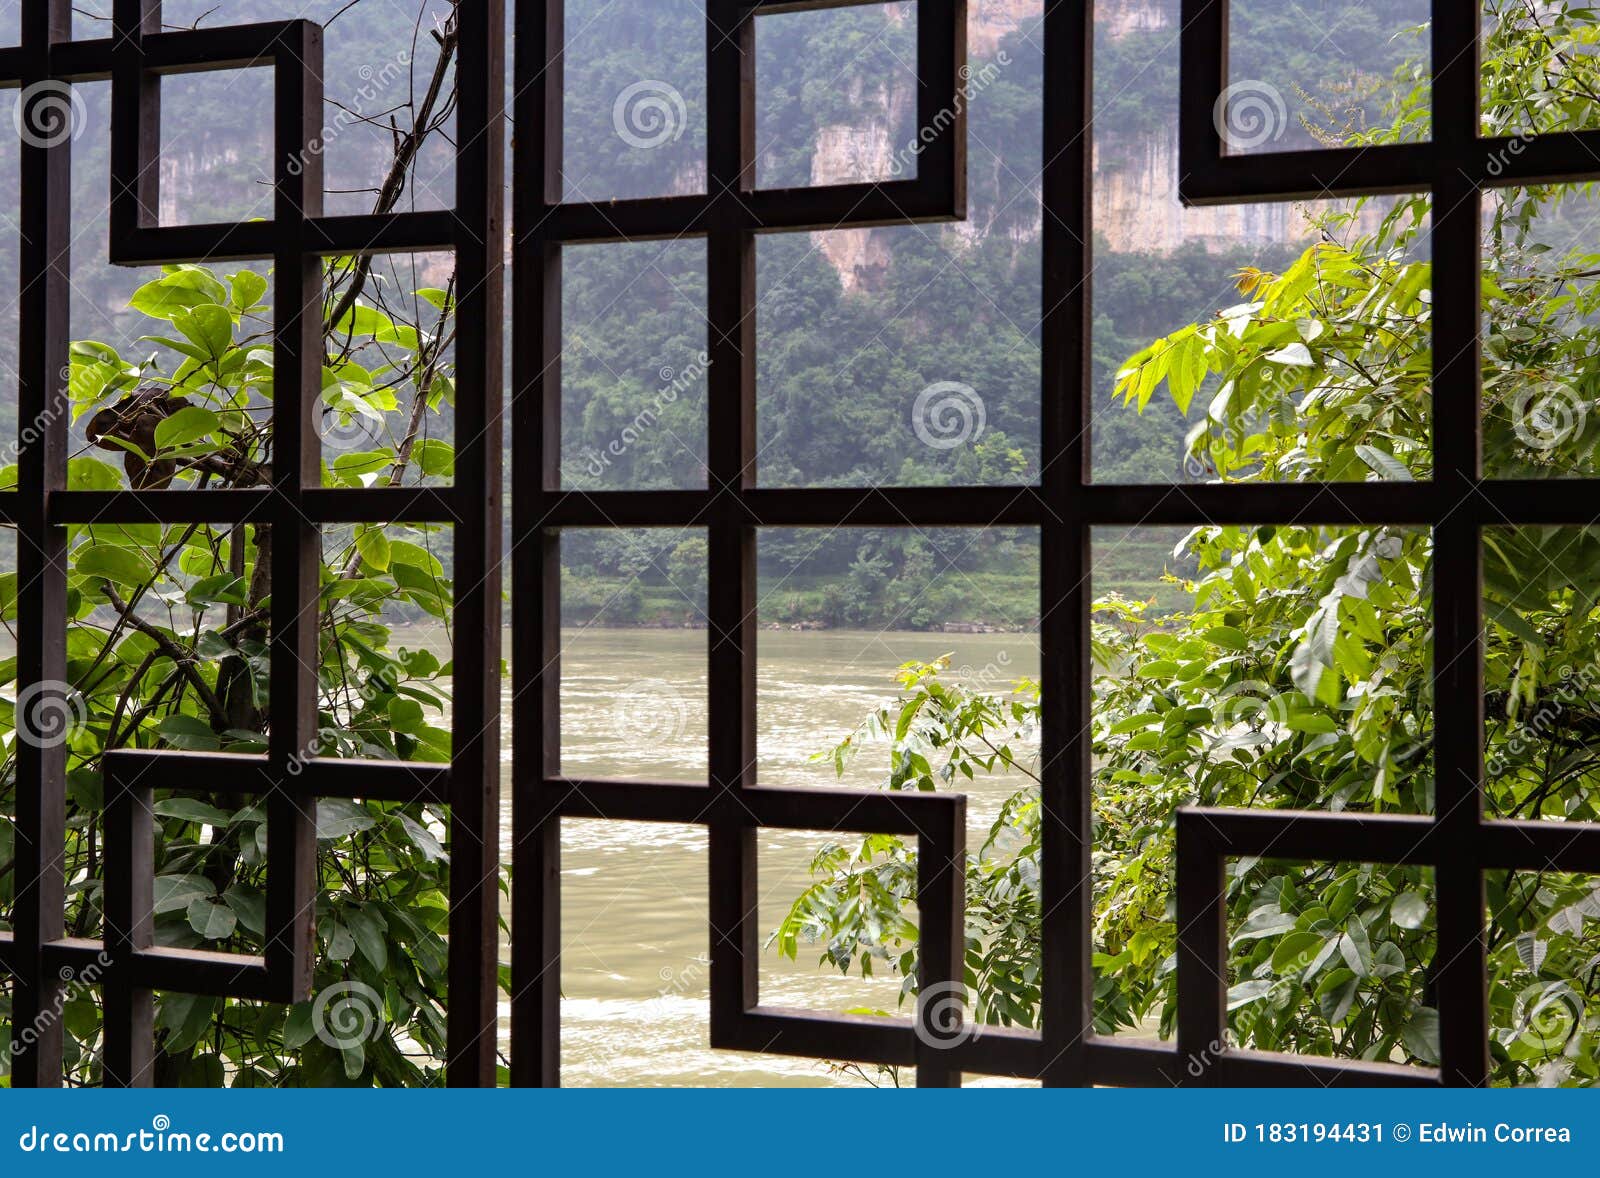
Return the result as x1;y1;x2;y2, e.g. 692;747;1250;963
348;907;389;971
152;874;214;915
1355;444;1414;482
396;813;446;862
74;543;154;586
154;405;221;451
66;456;125;491
413;438;455;478
186;896;238;941
283;1002;316;1050
157;713;222;751
228;269;269;312
355;524;391;573
152;797;234;827
388;540;444;575
172;303;235;362
1271;931;1325;974
388;696;426;735
1265;341;1314;366
223;885;266;938
1402;1007;1441;1064
129;270;228;320
317;798;378;840
1390;891;1429;930
1314;968;1358;1023
1202;625;1249;650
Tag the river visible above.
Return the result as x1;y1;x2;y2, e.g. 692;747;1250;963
499;626;1040;1086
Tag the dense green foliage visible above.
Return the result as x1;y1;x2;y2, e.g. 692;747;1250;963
7;0;1596;1090
780;1;1600;1087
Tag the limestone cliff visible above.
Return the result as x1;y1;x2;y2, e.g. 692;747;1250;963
806;0;1382;290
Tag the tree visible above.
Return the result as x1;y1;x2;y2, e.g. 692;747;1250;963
780;0;1600;1087
0;1;475;1086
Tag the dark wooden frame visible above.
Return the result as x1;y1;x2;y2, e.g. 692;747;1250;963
7;0;1600;1090
509;0;978;1086
0;0;503;1087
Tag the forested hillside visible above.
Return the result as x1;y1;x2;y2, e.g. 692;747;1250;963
5;0;1425;627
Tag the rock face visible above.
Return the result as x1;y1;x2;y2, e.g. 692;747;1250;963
801;0;1385;287
1090;134;1387;254
967;0;1050;55
816;227;896;294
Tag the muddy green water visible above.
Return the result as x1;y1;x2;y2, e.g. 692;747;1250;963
493;626;1040;1086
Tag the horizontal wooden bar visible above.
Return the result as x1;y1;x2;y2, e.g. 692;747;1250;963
299;486;462;524
1480;820;1600;873
1215;1047;1440;1088
9;24;315;85
105;749;270;795
1082;481;1439;526
1178;807;1440;865
1182;134;1600;208
291;757;450;805
0;47;30;85
1089;478;1600;527
1082;1036;1439;1087
538;196;714;243
111;211;461;264
541;778;715;825
1180;144;1432;206
538;180;960;244
28;939;274;1000
543;778;961;838
103;749;450;805
35;480;1600;535
303;210;459;256
44;476;1600;533
1082;1037;1188;1087
49;488;277;526
35;38;112;83
532;479;1564;530
48;486;460;526
131;947;275;1001
1477;130;1600;188
720;1006;917;1067
741;181;962;231
38;937;110;979
741;784;962;837
141;24;307;73
1182;809;1600;874
724;1008;1048;1078
534;486;1050;529
737;0;906;14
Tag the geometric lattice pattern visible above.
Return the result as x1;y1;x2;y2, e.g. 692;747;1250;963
7;0;1600;1088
